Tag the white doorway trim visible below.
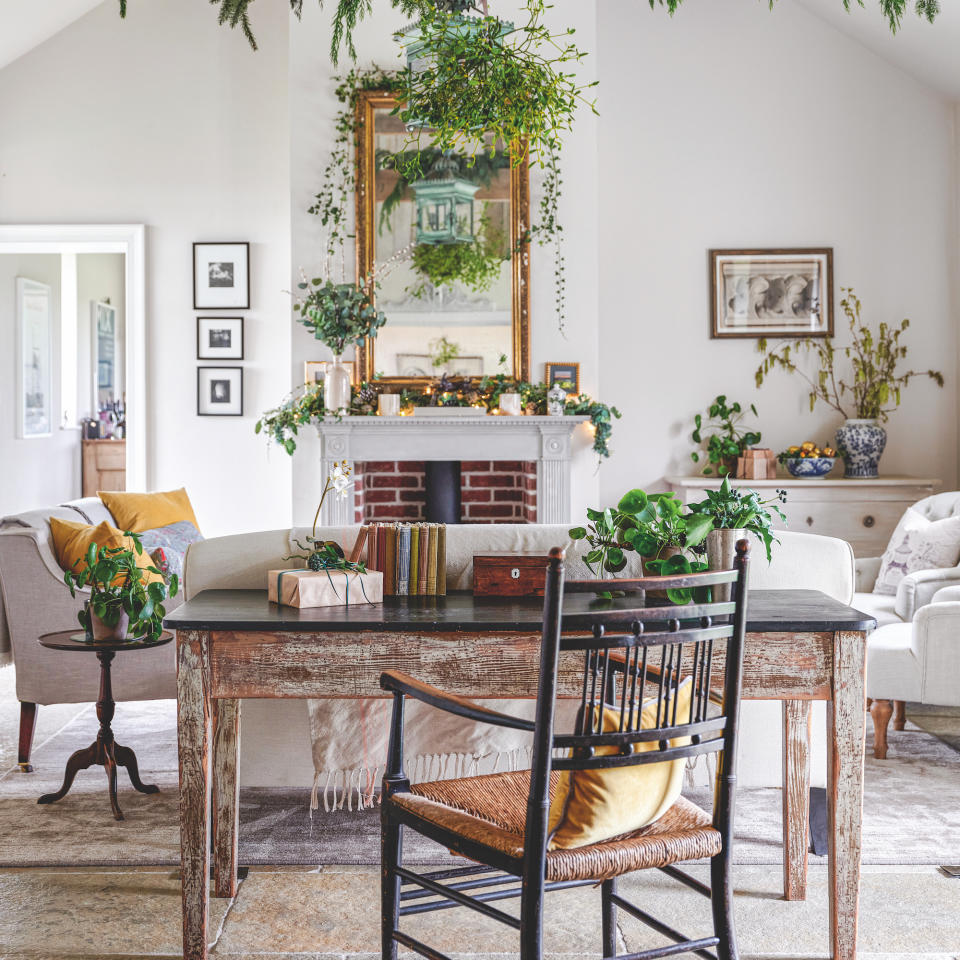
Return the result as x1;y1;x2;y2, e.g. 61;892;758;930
0;224;147;492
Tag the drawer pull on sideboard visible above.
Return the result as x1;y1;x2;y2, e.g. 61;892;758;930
806;517;814;527
863;515;875;528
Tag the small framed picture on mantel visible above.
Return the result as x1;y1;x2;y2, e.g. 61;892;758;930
709;248;833;339
193;242;250;309
544;362;580;396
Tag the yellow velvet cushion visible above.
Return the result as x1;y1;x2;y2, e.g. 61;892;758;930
49;518;162;584
547;677;693;850
98;488;199;534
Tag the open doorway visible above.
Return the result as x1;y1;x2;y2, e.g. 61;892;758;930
0;225;145;517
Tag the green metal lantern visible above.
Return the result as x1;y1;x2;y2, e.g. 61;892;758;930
411;156;479;245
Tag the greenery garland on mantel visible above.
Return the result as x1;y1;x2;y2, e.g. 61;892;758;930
255;377;621;459
117;1;943;58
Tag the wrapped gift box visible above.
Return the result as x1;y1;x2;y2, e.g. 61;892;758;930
268;568;383;608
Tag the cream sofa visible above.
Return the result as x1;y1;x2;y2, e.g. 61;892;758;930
0;498;182;770
183;524;857;789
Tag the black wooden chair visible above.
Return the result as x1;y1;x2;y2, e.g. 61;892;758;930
379;541;751;960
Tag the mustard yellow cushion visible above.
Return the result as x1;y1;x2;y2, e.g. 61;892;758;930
547;678;693;850
98;488;199;534
49;518;162;584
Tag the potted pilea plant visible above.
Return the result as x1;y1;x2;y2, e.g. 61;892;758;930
690;395;762;477
756;288;943;478
63;534;178;643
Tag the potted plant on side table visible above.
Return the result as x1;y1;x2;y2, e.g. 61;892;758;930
690;395;762;477
64;534;179;642
756;288;943;478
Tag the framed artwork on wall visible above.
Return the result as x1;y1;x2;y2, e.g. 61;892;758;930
16;277;53;438
304;359;355;388
92;301;117;410
709;248;833;339
544;362;580;396
193;242;250;309
197;317;244;360
198;366;243;416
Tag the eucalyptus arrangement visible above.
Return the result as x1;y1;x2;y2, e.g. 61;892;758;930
690;395;762;477
756;288;943;477
294;275;387;356
63;533;179;643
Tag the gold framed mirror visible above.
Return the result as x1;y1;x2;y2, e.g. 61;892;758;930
354;91;530;387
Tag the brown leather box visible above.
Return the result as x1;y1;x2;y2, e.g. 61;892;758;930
472;554;551;597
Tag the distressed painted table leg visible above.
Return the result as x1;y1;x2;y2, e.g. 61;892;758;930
177;631;211;960
782;699;811;901
827;631;867;960
212;698;241;899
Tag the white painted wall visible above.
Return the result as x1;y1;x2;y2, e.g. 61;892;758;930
0;254;80;514
0;0;292;538
596;0;957;508
288;1;600;524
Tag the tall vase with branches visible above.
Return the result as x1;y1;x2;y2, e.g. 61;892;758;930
755;288;943;478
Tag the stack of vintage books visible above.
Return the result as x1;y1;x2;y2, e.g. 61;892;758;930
352;522;447;597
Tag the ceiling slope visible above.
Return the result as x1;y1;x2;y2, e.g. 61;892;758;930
0;0;104;71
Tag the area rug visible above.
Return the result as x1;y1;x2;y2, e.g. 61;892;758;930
1;699;958;867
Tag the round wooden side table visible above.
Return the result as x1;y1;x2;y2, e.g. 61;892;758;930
37;630;173;821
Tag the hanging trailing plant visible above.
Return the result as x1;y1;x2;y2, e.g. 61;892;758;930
408;210;507;295
116;0;941;59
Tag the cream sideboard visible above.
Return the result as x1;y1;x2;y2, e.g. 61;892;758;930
665;475;939;557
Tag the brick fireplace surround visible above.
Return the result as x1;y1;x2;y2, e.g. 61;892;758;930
354;460;538;524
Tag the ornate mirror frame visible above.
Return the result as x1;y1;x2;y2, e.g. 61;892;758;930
354;90;530;388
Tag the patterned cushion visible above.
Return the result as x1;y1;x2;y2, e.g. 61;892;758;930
137;521;204;582
873;508;960;596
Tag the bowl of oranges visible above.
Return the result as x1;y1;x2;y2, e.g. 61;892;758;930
778;442;836;478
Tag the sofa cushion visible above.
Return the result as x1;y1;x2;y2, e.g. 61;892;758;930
60;497;116;527
98;488;199;534
867;622;921;701
852;591;901;627
138;521;203;581
873;508;960;596
48;517;163;584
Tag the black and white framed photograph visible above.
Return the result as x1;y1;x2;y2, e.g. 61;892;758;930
197;316;244;359
16;277;53;438
193;242;250;309
197;366;243;416
544;362;580;395
710;248;833;339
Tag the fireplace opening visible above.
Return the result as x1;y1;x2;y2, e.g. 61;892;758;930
353;460;538;524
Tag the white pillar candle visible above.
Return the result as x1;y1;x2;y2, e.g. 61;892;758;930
499;393;522;416
378;394;400;416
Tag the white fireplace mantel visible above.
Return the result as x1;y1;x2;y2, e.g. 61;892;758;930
315;414;591;524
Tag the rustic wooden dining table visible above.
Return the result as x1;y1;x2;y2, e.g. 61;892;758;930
165;588;875;960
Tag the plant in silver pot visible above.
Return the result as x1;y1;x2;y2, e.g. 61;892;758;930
756;288;943;479
63;533;178;643
687;478;787;599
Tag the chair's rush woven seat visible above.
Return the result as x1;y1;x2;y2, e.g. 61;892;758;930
391;770;721;883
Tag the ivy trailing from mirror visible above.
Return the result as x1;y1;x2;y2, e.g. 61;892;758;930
307;61;571;331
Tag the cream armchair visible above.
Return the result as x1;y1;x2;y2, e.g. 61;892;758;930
867;584;960;758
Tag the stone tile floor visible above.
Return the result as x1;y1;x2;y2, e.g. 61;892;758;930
0;861;958;959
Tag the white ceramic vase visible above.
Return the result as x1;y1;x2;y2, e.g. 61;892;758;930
324;356;352;414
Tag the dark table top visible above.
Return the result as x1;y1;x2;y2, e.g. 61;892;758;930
39;630;174;652
164;589;876;634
